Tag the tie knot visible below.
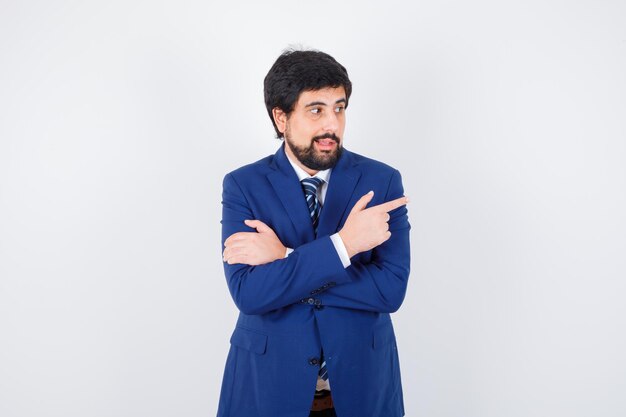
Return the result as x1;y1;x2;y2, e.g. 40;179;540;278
301;177;324;197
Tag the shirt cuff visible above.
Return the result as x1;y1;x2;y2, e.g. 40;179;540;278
330;233;351;268
285;247;294;257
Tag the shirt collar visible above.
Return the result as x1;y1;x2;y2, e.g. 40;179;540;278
285;149;332;184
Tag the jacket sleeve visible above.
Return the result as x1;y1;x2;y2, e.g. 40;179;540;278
221;173;352;315
317;169;411;313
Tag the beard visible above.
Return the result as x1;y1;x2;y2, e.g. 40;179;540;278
284;129;343;171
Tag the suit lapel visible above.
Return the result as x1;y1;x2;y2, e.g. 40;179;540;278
267;145;315;244
317;149;361;237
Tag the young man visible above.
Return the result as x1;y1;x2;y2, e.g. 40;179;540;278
217;49;411;417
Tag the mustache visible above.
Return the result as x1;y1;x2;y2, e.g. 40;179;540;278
312;133;340;143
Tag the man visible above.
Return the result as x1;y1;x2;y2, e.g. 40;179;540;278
217;49;410;417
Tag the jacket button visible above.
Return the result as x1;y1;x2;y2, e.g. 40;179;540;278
308;357;319;366
314;299;321;306
307;298;315;305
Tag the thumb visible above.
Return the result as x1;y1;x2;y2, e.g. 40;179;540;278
350;191;374;214
244;219;272;233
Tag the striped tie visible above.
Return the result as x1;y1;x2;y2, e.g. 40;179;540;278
319;354;328;381
301;177;330;386
300;177;324;233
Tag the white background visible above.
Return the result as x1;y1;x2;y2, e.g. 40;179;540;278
1;1;625;416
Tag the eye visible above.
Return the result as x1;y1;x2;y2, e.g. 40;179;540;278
310;108;321;115
334;106;345;113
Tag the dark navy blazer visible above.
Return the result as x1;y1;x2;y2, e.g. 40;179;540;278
217;144;410;417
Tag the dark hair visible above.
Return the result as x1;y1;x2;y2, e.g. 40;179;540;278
264;48;352;138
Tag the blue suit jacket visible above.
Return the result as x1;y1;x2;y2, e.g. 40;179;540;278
217;145;410;417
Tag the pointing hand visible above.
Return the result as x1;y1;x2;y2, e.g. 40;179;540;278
338;191;409;258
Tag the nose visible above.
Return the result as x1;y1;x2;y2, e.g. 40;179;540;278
321;109;340;132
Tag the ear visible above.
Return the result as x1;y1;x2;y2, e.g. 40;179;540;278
272;108;287;134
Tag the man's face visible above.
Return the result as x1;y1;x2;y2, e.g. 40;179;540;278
274;86;347;174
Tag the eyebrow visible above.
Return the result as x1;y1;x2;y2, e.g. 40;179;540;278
304;98;347;107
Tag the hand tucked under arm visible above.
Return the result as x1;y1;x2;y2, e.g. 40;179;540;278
223;219;287;266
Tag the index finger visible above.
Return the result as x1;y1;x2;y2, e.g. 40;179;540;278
369;196;409;213
224;232;252;246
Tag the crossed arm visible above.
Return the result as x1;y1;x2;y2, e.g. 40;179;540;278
221;171;411;315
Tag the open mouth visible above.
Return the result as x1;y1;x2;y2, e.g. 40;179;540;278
314;138;337;151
